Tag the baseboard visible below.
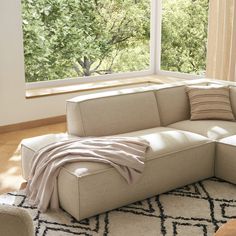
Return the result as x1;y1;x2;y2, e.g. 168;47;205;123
0;115;66;134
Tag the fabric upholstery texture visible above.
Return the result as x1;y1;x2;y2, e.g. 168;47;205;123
168;120;236;140
25;137;149;212
230;86;236;117
21;128;215;220
21;133;76;180
155;86;190;126
21;127;211;180
0;204;34;236
20;82;236;222
67;91;161;137
216;135;236;183
186;86;235;121
1;178;233;236
59;142;214;220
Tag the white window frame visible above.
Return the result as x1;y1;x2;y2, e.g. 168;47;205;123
25;0;205;90
25;0;156;89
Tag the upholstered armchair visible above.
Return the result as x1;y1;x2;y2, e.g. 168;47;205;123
0;204;34;236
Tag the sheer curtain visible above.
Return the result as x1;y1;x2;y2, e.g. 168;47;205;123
206;0;236;81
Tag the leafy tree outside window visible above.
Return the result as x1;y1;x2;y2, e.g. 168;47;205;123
161;0;209;75
22;0;151;82
22;0;210;83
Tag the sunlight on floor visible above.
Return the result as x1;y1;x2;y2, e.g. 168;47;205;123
0;171;24;189
0;122;66;194
9;145;21;162
0;145;24;193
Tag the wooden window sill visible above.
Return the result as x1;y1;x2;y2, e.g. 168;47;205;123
25;75;184;99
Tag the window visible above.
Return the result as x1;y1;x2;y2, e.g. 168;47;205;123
22;0;210;86
160;0;209;76
21;0;151;83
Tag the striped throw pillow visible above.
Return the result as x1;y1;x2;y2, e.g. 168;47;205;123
186;86;235;121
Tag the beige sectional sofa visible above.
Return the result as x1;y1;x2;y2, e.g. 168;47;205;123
21;80;236;221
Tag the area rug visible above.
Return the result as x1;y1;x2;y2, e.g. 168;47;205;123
1;178;236;236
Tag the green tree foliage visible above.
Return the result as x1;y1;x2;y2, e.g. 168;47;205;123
161;0;209;75
22;0;209;82
22;0;150;82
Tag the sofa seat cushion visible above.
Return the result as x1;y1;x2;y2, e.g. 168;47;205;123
116;127;210;160
21;127;211;180
62;127;210;177
218;135;236;146
21;133;76;179
168;120;236;140
215;135;236;184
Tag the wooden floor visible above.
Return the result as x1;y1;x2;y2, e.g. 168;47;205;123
0;122;66;194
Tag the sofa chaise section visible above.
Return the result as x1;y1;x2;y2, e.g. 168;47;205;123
21;127;215;220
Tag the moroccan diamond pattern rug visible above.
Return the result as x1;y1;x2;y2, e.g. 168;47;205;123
1;178;236;236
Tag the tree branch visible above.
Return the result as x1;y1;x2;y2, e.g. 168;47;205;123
78;59;84;68
73;63;82;76
108;47;119;70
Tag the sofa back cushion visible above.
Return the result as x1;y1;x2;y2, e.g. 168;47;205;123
230;86;236;118
154;86;190;126
67;91;161;136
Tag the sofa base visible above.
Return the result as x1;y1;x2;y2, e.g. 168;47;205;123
21;129;215;221
216;135;236;184
58;142;215;221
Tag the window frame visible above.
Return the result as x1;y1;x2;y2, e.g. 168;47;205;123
24;0;206;90
25;0;156;90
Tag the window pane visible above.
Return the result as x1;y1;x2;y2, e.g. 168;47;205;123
161;0;209;75
22;0;150;83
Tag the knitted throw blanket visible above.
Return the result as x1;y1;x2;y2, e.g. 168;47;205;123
25;136;149;212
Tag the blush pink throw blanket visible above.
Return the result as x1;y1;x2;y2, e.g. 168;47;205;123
25;137;149;212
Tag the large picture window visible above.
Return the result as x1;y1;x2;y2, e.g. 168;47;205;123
161;0;209;75
22;0;151;83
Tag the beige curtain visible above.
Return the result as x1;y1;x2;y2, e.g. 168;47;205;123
206;0;236;81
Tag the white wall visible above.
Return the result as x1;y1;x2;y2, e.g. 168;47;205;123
0;1;156;126
0;0;89;126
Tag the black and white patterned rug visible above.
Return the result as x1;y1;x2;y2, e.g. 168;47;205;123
1;178;236;236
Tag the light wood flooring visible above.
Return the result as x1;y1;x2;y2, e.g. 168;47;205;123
0;122;66;194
